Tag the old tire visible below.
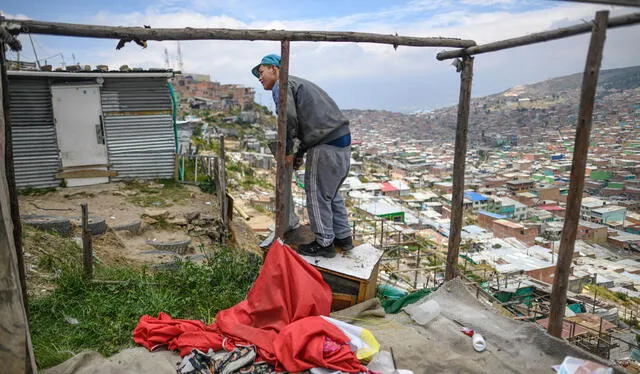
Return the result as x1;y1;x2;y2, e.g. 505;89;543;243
70;216;108;236
21;215;72;237
145;238;192;254
111;220;142;234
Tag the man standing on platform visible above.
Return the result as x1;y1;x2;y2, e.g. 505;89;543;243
252;54;353;258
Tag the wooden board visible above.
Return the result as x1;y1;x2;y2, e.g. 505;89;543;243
56;169;118;179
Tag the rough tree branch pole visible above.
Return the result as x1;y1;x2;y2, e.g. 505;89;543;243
2;19;476;48
547;10;608;338
436;11;639;60
275;41;290;241
445;56;474;281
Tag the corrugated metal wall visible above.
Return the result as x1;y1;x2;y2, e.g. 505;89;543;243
7;78;60;188
7;75;175;187
101;78;175;180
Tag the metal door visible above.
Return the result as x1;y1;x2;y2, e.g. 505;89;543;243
51;85;109;186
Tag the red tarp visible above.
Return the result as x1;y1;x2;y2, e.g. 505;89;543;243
133;240;366;372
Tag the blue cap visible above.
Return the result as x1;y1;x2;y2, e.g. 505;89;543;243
251;54;281;78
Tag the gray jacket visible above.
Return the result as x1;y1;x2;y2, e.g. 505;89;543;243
282;75;350;153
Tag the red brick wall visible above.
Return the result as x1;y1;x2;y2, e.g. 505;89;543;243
526;266;557;284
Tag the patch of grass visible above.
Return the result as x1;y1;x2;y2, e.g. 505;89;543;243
128;195;171;208
240;175;272;190
123;179;192;207
23;226;83;298
19;187;57;196
29;247;261;370
584;284;640;307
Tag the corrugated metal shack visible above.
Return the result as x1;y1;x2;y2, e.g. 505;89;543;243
7;70;176;188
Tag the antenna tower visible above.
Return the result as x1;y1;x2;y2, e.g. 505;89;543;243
177;41;184;72
164;47;171;69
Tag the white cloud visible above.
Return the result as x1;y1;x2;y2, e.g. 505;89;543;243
3;2;639;112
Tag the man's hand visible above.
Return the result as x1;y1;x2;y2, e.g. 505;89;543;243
285;154;294;167
293;153;304;170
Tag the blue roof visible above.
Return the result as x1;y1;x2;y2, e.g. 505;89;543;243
478;210;507;219
464;191;488;202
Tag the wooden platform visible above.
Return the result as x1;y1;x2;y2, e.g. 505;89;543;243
284;225;384;311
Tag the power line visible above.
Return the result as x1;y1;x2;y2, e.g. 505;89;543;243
27;34;41;69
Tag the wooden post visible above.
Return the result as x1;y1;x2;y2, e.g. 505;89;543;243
219;136;228;244
0;41;36;374
194;155;198;183
2;43;28;311
414;247;421;289
81;203;93;280
548;11;608;339
593;287;598;314
445;56;474;281
380;219;385;248
226;193;234;223
181;154;185;182
274;40;290;240
173;153;179;181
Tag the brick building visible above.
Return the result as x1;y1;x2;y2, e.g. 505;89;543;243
491;219;537;245
173;74;255;111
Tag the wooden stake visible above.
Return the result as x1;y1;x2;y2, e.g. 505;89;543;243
81;203;93;280
445;56;474;281
219;136;228;244
173;153;179;181
548;10;608;339
3;19;475;48
437;11;639;60
274;40;290;240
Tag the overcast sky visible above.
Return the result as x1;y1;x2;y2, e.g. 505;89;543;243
2;1;639;113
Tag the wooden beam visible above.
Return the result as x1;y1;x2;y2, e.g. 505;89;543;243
548;10;608;339
445;56;474;281
2;19;476;48
61;163;110;170
436;11;640;60
275;41;290;241
0;42;36;374
55;169;118;179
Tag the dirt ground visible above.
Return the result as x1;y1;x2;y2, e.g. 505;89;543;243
18;181;270;266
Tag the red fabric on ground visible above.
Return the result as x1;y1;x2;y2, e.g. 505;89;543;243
273;316;367;373
214;240;332;362
133;312;222;356
133;240;364;372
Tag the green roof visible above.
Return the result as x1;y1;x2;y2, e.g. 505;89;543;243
590;170;612;181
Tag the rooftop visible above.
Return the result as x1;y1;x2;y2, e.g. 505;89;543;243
494;219;524;229
464;191;488;202
478;210;507;219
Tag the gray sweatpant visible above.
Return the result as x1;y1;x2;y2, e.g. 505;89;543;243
304;144;351;247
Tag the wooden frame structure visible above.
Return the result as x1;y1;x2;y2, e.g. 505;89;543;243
2;7;640;371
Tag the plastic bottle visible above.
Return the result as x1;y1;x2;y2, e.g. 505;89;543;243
472;332;486;352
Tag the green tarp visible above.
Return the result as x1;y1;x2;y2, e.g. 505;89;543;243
381;287;436;314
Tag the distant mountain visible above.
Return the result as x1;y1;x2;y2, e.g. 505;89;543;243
345;65;640;145
517;65;640;96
